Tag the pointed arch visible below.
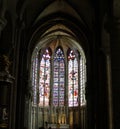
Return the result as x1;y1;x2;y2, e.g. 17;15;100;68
29;24;87;129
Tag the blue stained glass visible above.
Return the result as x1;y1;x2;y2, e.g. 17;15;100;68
31;46;86;108
53;48;65;106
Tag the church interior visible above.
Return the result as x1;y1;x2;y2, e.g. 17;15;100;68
0;0;120;129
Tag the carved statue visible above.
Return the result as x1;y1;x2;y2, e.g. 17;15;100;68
0;55;11;73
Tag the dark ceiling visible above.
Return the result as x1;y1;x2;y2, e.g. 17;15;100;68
6;0;110;27
0;0;111;56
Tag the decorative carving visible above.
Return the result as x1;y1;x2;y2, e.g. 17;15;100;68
0;55;14;129
0;55;11;73
0;107;8;128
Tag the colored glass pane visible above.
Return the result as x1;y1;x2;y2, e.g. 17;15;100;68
80;57;86;106
39;49;51;106
53;48;65;106
68;50;78;107
32;53;38;105
31;47;86;108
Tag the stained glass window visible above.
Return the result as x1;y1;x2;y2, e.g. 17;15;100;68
68;50;78;107
31;46;86;107
30;25;87;129
80;56;86;106
39;49;51;106
53;48;65;106
32;52;39;105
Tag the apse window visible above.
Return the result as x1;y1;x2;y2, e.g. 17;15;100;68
30;26;86;129
32;45;86;108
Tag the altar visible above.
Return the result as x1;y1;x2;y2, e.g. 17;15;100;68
48;124;69;129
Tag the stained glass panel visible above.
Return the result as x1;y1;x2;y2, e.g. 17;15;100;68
80;57;86;106
68;50;78;107
39;49;51;106
32;53;38;105
53;48;65;106
31;47;86;108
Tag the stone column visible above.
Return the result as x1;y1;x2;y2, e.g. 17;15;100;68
110;1;120;129
106;52;113;129
101;17;113;129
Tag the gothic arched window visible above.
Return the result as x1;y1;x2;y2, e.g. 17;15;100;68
30;25;86;129
68;49;79;107
31;46;86;107
53;47;65;106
